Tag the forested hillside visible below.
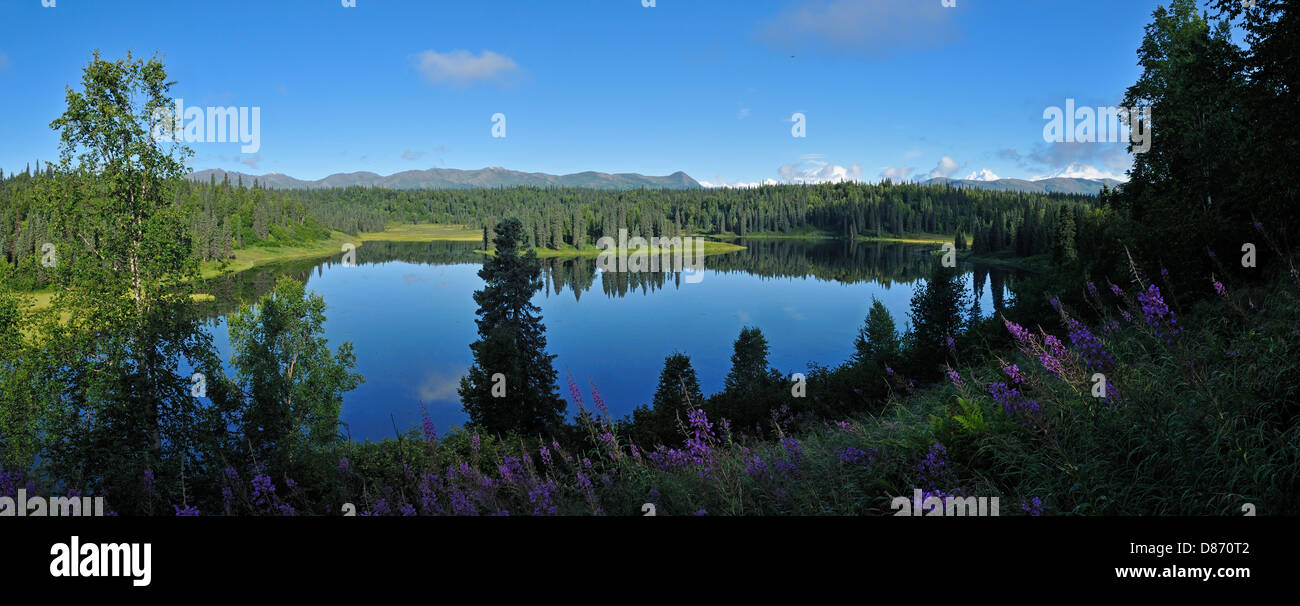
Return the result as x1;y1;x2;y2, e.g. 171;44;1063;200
1;167;1098;289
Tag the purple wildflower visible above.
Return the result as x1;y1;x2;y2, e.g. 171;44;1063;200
1066;317;1115;370
143;469;155;493
837;447;876;466
420;405;438;443
1021;496;1044;516
990;381;1042;424
1137;284;1179;344
1004;320;1032;344
947;370;964;386
173;504;200;516
589;380;608;419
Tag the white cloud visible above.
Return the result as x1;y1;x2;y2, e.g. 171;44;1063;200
757;0;959;59
239;154;261;169
738;107;751;119
401;149;425;161
878;166;915;181
1031;163;1128;182
928;156;960;179
418;368;464;403
414;50;520;88
700;174;780;188
964;168;1000;181
778;159;863;184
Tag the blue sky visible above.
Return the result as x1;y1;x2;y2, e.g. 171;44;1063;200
0;0;1178;185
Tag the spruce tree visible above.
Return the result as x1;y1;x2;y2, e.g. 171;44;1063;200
459;217;565;436
853;297;899;366
907;262;969;376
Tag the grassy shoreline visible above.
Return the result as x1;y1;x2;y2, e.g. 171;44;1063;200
479;238;746;259
198;224;484;279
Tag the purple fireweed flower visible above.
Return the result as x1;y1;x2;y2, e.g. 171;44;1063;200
837;447;876;466
1049;297;1061;311
589;380;608;419
1120;309;1133;324
173;504;200;516
781;436;804;462
400;503;417;516
947;369;964;386
1066;317;1115;370
1137;284;1179;344
1021;496;1044;516
449;490;476;516
471;434;481;453
1086;281;1098;299
421;407;438;443
368;498;394;517
566;372;586;414
251;474;276;509
1002;364;1026;384
599;432;618;458
419;473;442;515
1213;280;1227;297
337;458;350;475
539;444;553;467
686;408;715;462
694;509;708;516
1044;334;1069;359
914;443;952;490
885;366;896;376
946;335;956;354
143;469;155;493
989;382;1041;424
1004;320;1032;344
1160;267;1170;282
1254;220;1264;232
743;455;768;478
1110;283;1123;297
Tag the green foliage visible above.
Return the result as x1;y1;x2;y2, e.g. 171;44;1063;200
227;276;363;475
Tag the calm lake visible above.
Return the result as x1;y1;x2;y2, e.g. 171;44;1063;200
199;239;1019;442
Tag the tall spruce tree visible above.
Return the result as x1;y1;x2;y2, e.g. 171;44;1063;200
906;262;969;376
459;217;565;436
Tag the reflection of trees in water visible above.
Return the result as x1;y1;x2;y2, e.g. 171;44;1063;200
200;239;1021;318
199;241;485;317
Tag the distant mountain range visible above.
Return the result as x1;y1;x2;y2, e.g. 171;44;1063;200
186;167;702;190
186;167;1120;195
920;176;1123;195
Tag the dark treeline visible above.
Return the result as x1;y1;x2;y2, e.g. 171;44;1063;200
197;238;1019;317
2;161;1097;289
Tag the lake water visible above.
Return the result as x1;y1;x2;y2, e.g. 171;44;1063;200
199;239;1018;441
